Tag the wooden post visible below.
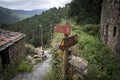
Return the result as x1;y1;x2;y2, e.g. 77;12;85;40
39;25;43;47
63;34;69;80
54;20;71;80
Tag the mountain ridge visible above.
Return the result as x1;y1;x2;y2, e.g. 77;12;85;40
0;6;45;24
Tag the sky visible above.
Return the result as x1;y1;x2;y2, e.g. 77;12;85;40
0;0;72;10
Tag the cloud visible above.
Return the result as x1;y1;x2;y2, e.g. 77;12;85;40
0;0;72;10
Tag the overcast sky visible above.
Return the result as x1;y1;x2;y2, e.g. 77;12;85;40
0;0;72;10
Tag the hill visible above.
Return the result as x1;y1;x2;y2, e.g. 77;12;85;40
0;6;45;24
15;9;44;16
0;6;69;47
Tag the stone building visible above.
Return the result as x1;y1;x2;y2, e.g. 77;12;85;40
101;0;120;59
0;29;25;73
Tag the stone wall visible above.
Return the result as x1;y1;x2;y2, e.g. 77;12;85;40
9;39;25;64
0;56;3;73
101;0;120;59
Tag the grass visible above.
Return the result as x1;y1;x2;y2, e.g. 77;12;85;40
17;58;33;72
0;43;36;80
44;52;62;80
0;65;18;80
73;25;120;80
46;20;65;80
44;69;62;80
0;58;33;80
25;43;36;54
46;20;120;80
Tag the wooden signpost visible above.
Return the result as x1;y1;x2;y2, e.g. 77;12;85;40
54;22;78;80
54;25;70;35
59;35;78;51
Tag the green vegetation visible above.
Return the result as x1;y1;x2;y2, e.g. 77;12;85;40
17;59;33;72
0;6;69;47
44;53;62;80
0;0;120;79
0;58;33;80
25;43;36;54
81;24;100;37
68;1;120;79
45;70;61;80
0;65;18;80
46;18;120;79
45;32;63;80
69;0;103;24
0;6;44;24
0;6;30;24
0;43;35;80
72;25;120;80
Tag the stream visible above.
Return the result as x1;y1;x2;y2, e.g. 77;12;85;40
12;51;52;80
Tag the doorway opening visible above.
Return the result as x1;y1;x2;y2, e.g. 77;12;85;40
0;48;10;69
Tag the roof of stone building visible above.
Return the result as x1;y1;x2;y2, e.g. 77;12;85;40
0;29;25;51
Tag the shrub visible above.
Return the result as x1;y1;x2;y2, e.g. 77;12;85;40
0;65;18;80
0;58;33;80
82;24;100;37
44;70;62;80
25;43;35;54
44;53;62;80
17;59;33;72
76;30;120;80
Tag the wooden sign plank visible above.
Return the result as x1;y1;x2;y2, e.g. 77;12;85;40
59;35;78;51
54;25;70;35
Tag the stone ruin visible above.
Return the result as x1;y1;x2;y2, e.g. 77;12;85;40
101;0;120;59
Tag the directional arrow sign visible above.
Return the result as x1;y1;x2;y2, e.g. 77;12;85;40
54;25;70;35
59;35;78;51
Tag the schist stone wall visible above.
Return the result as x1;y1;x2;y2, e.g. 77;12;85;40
9;39;25;64
0;56;3;72
0;38;25;73
101;0;120;59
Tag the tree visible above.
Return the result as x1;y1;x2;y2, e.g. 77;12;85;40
0;6;69;47
68;0;103;24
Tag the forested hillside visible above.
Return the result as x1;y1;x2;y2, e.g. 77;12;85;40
0;6;69;47
0;0;120;80
69;0;103;24
15;9;44;16
0;6;44;24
